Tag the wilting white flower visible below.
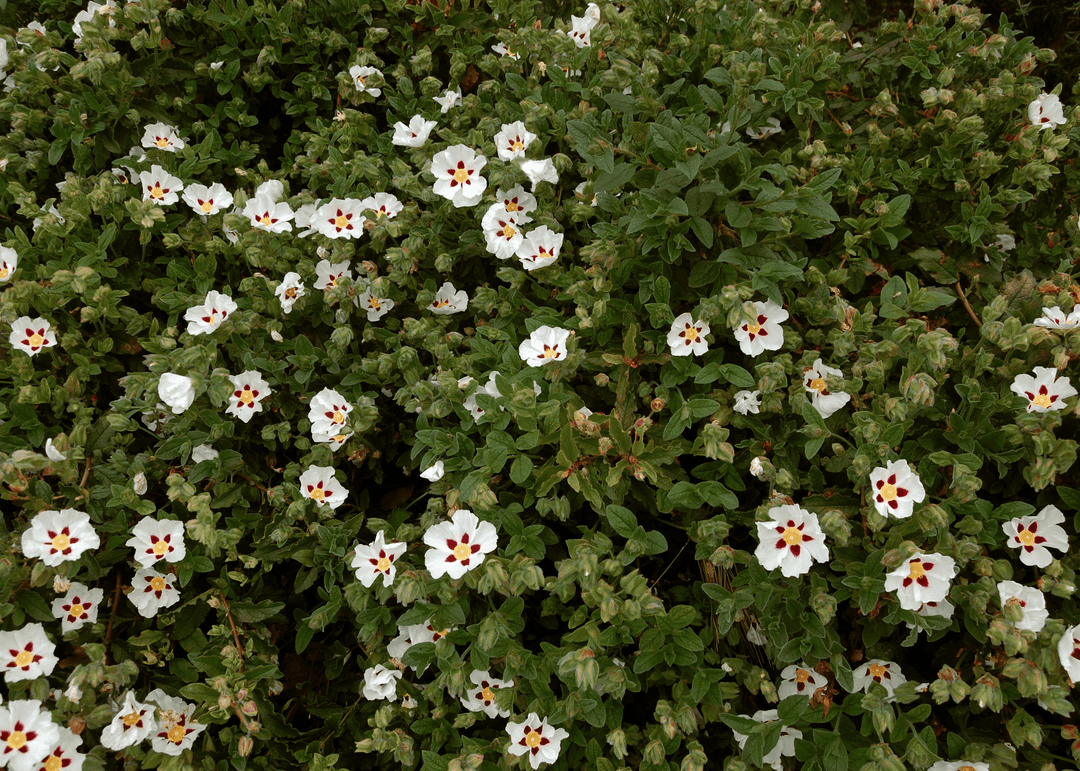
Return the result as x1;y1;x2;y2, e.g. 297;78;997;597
361;665;401;701
803;358;851;418
420;461;445;481
1029;93;1067;130
158;373;196;414
733;390;761;415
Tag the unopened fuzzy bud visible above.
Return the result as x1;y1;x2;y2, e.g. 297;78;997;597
217;694;232;710
237;736;254;757
607;728;627;759
241;700;258;716
650;397;666;412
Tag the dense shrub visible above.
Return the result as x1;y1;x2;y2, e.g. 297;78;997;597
2;0;1080;770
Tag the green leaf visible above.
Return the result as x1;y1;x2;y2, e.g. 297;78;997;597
718;364;756;388
777;694;810;724
16;590;54;622
719;713;762;734
595;162;636;193
605;505;638;537
509;454;533;485
229;600;286;624
807;167;842;191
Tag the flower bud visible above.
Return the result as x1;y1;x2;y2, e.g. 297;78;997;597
607;728;627;759
971;673;1004;712
650;397;666;412
218;694;233;710
238;736;254;757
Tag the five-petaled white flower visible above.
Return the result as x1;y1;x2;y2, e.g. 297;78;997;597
308;387;353;437
184;289;237;336
33;726;83;771
516;226;563;270
129;567;180;618
518;326;572;367
9;316;57;356
461;670;513;718
158;372;196;414
392;115;438;147
868;459;926;519
431;145;488;207
361;665;401;701
1057;622;1080;682
734;300;788;357
275;271;306;313
434;88;462;113
0;624;58;684
0;699;61;771
182;182;233;217
1003;504;1070;568
20;508;100;567
997;580;1049;633
519;158;558;191
51;582;105;632
492;42;520;60
0;246;17;283
140;164;183;205
1029;93;1067;130
358;291;395;322
351;530;407;588
482;205;525;260
100;691;156;750
731;709;800;770
667;313;710;357
506;713;569;769
1032;306;1080;329
126;517;186;568
420;461;445;481
146;689;206;756
362;192;404;220
851;659;907;698
315;198;366;239
754;503;830;577
568;14;594;47
494;185;537;223
141;122;185;152
1010;366;1077;413
428;282;468;315
226;370;271;423
244;192;294;233
350;65;383;96
747;117;783;139
777;663;826;701
495;121;537;161
299;465;348;510
734;390;761;415
314;258;353;291
803;358;851;418
423;509;498;580
884;552;956;611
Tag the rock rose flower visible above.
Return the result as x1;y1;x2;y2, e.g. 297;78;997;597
423;509;498;580
314;259;352;291
100;691;155;750
308;388;352;437
275;271;305;313
140;164;183;205
146;689;206;756
31;726;82;771
754;503;829;578
299;465;348;510
182;182;233;217
1058;623;1080;681
226;370;271;423
997;580;1049;633
851;659;907;699
244;192;294;233
516;226;563;270
0;699;60;771
315;198;366;239
126;517;186;568
0;246;18;283
434;88;462;113
733;390;761;415
461;670;512;718
733;300;788;356
0;624;58;683
141;122;185;152
519;326;572;367
51;582;105;632
731;710;800;770
1010;366;1077;413
506;713;569;769
357;291;394;322
350;65;383;96
482;204;525;260
427;282;468;314
667;313;710;356
361;665;401;701
362;192;404;220
519;158;558;191
1003;504;1070;567
158;373;196;414
803;358;851;418
351;530;407;588
392;115;438;147
494;121;537;161
9;317;57;356
777;663;826;700
1032;306;1080;329
1029;93;1067;130
20;508;100;567
431;145;488;207
884;552;956;611
184;289;237;336
420;461;445;481
494;185;537;222
129;567;180;618
868;459;926;519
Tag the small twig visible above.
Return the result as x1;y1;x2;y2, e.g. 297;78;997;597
649;538;691;590
103;573;123;663
319;696;363;751
217;591;246;673
955;278;982;328
237;473;268;493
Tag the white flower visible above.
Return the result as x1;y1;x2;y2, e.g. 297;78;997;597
516;226;563;270
1010;366;1078;412
361;665;401;701
568;14;594;47
463;372;504;420
275;272;306;313
749;457;764;477
518;326;572;367
392;115;438;147
423;509;498;580
754;503;830;577
0;624;58;683
129;567;181;618
0;246;17;283
184;289;237;335
495;121;537;161
434;88;462;113
351;530;407;588
315;198;366;239
492;42;520;60
245;193;294;233
222;205;242;242
255;179;284;202
884;552;956;611
350;65;383;96
45;438;67;461
1029;93;1067;130
482;205;526;260
494;185;537;222
851;660;907;698
1032;306;1080;329
73;0;116;40
226;370;271;423
431;145;488;207
308;388;352;436
995;233;1016;251
733;390;761;415
140;164;183;205
20;508;100;567
299;465;348;509
461;671;512;718
0;700;60;771
731;710;800;770
927;763;990;771
868;459;926;519
182;182;233;216
35;726;84;771
141;122;185;152
506;713;569;769
358;292;395;322
210;61;224;70
314;259;352;291
734;300;788;356
1003;504;1070;568
158;373;196;414
1058;623;1080;682
420;461;445;481
667;313;710;356
747;116;783;139
192;444;218;463
428;282;468;315
519;158;558;191
51;583;105;633
294;202;321;236
361;192;404;220
133;472;147;495
777;663;826;700
146;689;206;756
997;580;1048;633
126;517;186;568
803;358;851;418
9;317;57;356
100;691;156;750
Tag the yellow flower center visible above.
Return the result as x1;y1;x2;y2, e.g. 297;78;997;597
481;686;495;702
0;268;9;279
1033;392;1052;408
683;327;699;342
503;224;516;238
376;556;391;572
167;725;187;743
259;215;273;225
45;755;63;771
122;711;142;728
795;668;811;683
511;139;524;152
150;184;164;199
807;377;826;393
878;483;897;502
28;332;46;347
781;526;802;545
745;321;762;335
332;411;344;424
150;576;167;591
155;137;170;148
369;298;382;310
153;539;170;555
525;729;542;748
453;542;472;561
239;389;254;405
51;532;71;550
334;214;349;228
1017;528;1036;546
453;168;470;184
310;487;325;502
908;561;926;581
868;663;887;678
506;202;519;212
285;287;296;298
5;731;27;751
68;602;85;617
14;650;34;667
432;299;449;308
200;200;214;213
333;434;348;443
